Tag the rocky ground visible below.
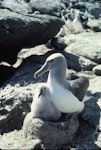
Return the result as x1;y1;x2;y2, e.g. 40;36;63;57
0;0;101;149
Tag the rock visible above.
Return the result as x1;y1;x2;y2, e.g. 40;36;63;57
71;118;101;150
95;132;101;148
69;76;89;101
64;32;101;64
17;42;97;72
72;2;86;12
0;0;67;17
79;72;101;128
78;56;97;71
0;130;44;149
93;65;101;76
0;9;63;64
46;37;67;50
20;47;96;73
23;112;79;149
88;6;101;19
29;0;66;17
79;96;101;149
0;63;16;85
0;84;34;133
18;43;95;72
0;0;32;14
60;50;97;71
81;94;101;127
0;97;24;134
56;25;68;37
88;76;101;93
87;19;101;32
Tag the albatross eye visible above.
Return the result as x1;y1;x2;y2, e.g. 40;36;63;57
48;59;54;63
44;87;47;91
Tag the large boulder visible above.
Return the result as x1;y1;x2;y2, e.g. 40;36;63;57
0;8;63;64
0;0;67;17
87;19;101;32
64;32;101;64
93;65;101;76
88;6;101;19
29;0;66;17
23;113;79;149
0;9;63;49
0;113;79;149
81;94;101;128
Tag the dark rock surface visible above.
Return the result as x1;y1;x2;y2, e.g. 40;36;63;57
0;8;63;64
93;65;101;76
88;6;101;19
23;113;79;149
81;94;101;127
0;63;16;85
0;9;63;49
0;113;78;150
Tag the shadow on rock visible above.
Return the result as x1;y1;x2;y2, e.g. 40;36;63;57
71;92;101;149
81;92;101;127
0;64;16;85
72;118;100;150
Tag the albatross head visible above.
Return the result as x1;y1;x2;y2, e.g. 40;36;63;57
34;53;67;78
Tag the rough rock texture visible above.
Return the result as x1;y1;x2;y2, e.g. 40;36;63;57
93;65;101;76
88;6;101;19
0;9;63;49
0;0;67;17
0;130;43;149
0;8;63;64
0;0;101;64
81;95;101;127
0;84;34;133
29;0;66;17
23;113;79;149
63;51;97;71
87;19;101;32
64;32;101;63
0;114;78;150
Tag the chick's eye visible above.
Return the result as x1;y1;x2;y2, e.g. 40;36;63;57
44;87;47;91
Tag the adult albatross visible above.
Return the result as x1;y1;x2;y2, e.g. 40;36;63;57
34;53;89;113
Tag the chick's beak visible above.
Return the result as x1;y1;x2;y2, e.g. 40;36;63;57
38;89;43;98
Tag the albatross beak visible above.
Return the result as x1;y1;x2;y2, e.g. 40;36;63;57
34;61;48;78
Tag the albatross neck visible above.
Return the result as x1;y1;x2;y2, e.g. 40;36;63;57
47;68;67;86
